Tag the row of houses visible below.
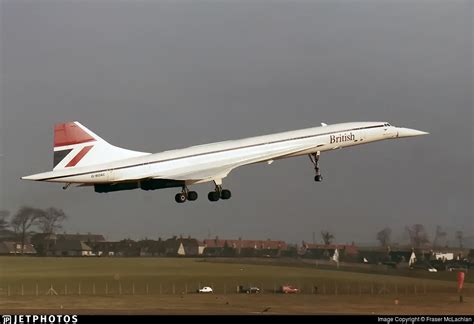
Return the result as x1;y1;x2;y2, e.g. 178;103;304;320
1;233;472;268
23;234;293;258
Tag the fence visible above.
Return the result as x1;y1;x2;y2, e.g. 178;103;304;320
0;281;471;297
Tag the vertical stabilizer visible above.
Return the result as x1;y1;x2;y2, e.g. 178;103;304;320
53;122;149;170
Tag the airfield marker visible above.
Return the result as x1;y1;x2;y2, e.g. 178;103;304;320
458;271;465;303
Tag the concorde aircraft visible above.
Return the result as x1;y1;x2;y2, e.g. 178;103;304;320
22;121;427;203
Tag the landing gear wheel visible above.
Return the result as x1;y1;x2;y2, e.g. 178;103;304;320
175;193;187;203
220;189;232;200
309;152;323;182
208;191;220;202
187;191;198;201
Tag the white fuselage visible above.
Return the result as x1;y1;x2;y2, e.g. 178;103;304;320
27;122;406;185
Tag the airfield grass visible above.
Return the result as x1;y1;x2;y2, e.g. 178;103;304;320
0;257;472;314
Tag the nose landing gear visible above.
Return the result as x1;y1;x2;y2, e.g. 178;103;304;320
309;152;323;182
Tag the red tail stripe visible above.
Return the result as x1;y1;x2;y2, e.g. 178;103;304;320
54;123;95;147
65;145;94;168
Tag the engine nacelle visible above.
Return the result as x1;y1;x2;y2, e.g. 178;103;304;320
139;179;184;191
94;179;184;193
94;182;139;193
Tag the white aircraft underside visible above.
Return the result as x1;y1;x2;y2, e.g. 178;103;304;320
22;121;427;202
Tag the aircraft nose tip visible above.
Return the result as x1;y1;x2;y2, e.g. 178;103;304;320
397;127;429;138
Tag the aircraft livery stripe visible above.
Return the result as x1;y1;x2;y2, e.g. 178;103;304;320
37;124;385;181
65;145;94;168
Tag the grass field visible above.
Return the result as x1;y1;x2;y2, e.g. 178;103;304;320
0;257;472;314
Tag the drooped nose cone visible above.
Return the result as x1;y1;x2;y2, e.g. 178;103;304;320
397;127;429;138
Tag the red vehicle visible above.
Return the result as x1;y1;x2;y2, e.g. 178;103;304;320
280;285;299;294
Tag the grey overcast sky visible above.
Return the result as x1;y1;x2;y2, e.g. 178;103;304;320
1;0;472;245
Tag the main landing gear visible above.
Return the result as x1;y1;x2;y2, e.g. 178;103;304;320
174;186;198;203
174;181;232;203
208;180;232;202
309;152;323;182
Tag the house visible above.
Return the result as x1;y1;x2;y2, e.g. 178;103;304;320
198;241;206;255
164;237;200;256
357;247;390;264
51;240;93;256
31;232;106;256
31;233;58;255
203;238;288;257
90;239;140;257
0;241;37;255
137;239;166;257
300;242;358;261
388;249;413;264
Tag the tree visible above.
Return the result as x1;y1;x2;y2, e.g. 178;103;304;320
37;207;67;234
321;231;334;245
0;210;10;231
10;206;45;254
376;227;392;247
405;224;430;248
455;231;464;249
433;225;447;248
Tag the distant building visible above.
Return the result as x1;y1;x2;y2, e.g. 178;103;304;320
300;242;358;261
58;233;106;243
433;252;454;261
164;237;200;256
203;238;288;257
0;241;37;255
357;247;390;264
137;239;165;257
51;240;93;256
91;239;140;257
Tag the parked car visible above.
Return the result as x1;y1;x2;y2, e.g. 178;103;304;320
197;286;213;293
239;286;261;294
280;285;299;294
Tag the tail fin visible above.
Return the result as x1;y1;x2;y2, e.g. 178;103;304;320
53;122;149;170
